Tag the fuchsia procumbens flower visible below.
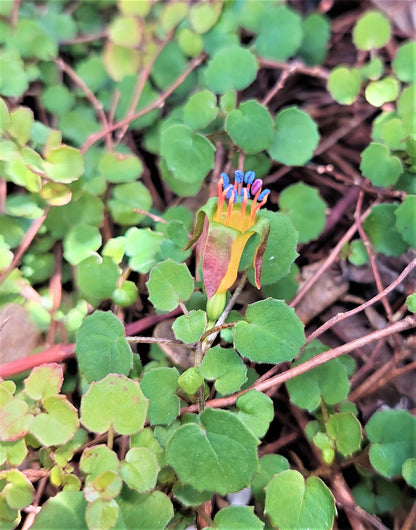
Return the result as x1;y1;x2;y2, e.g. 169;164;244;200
184;170;271;321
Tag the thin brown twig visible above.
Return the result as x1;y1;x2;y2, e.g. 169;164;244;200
55;57;112;151
289;204;373;308
306;256;416;345
115;31;173;146
0;209;49;285
181;315;416;414
355;190;394;322
81;53;207;154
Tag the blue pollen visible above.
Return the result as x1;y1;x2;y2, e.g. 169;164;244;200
244;171;255;185
236;188;250;203
234;170;244;183
220;172;229;187
225;185;236;201
258;189;270;201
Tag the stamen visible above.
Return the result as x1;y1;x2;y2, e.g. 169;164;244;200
239;188;249;227
216;182;233;222
250;188;270;222
220;172;229;188
244;171;255;187
234;170;244;196
225;188;236;225
251;178;263;196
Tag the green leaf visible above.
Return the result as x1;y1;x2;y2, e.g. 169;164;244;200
397;84;416;135
234;299;305;364
327;66;361;105
147;259;194;312
278;182;327;243
84;471;122;502
1;469;34;510
31;491;88;529
112;281;138;308
161;2;188;32
41;85;75;117
348;239;369;266
363;203;408;256
286;340;350;412
395;196;416;249
365;76;400;107
125;228;164;273
0;398;32;442
80;445;119;479
393;41;416;83
402;458;416;488
353;10;391;50
172;482;213;507
183;90;218;130
45;192;104;239
24;364;63;401
104;42;140;82
199;345;247;395
76;55;109;93
0;439;27;467
0;97;10;133
151;42;193;94
251;454;290;504
172;310;207;344
262;263;299;302
11;18;57;60
245;210;298;286
8;106;33;145
161;124;215;185
99;151;143;183
298;13;330;66
109;181;152;226
140;367;179;426
177;367;204;395
204;44;258;94
44;146;84;183
76;255;120;307
30;395;79;446
108;15;141;48
75;311;132;383
225;100;274;154
63;224;102;266
235;390;273;438
85;498;118;530
166;408;259;494
120;447;159;493
80;374;147;435
366;409;416;478
177;28;203;58
406;293;416;313
0;49;28;98
326;412;362;456
269;106;320;166
213;506;264;530
255;6;302;61
189;2;221;33
360;142;402;187
265;470;336;530
352;476;402;515
116;490;173;530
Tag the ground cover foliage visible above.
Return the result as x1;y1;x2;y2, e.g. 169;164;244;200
0;0;415;529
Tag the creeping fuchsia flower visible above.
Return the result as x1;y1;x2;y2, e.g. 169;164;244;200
185;170;271;320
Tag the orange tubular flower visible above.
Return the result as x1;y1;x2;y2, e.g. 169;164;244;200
184;170;271;320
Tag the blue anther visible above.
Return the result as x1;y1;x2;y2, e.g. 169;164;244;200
220;172;229;187
251;178;263;195
225;185;236;201
234;170;244;183
240;188;250;202
258;189;270;201
244;171;255;185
